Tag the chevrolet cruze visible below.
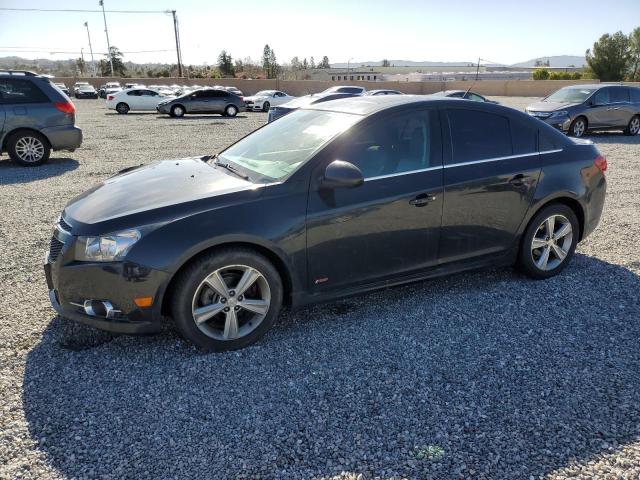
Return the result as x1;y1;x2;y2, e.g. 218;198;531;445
45;96;607;351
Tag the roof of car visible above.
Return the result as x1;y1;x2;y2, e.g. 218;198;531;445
303;94;508;116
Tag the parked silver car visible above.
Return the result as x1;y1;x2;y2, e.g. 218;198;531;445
526;84;640;137
156;88;245;117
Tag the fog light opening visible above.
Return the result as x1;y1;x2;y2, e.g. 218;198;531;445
82;300;119;319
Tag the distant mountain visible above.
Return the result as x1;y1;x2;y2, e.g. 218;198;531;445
511;55;586;68
331;60;483;68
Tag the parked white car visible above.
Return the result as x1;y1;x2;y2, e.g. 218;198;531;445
106;88;175;114
104;81;122;96
244;90;294;112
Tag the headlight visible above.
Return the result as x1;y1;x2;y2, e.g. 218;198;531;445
75;229;141;262
550;110;569;118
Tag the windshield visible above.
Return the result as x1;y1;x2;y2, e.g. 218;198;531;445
545;87;597;103
254;90;274;96
218;110;360;181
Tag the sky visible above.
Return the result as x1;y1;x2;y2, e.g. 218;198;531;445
0;0;639;66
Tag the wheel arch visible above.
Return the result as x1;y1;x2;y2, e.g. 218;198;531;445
1;127;51;153
160;240;294;317
521;195;586;244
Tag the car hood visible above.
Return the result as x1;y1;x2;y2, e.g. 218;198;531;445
244;95;268;101
527;101;581;112
63;158;263;232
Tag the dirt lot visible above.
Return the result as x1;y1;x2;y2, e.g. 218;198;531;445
1;98;639;480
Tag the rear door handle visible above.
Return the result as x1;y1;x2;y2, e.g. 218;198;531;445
409;193;437;207
508;174;526;186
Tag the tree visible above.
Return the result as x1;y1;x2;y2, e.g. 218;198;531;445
99;46;126;76
217;50;235;77
629;26;640;81
381;59;390;67
318;56;330;69
302;57;308;69
310;56;315;69
586;31;631;81
75;57;86;76
261;45;279;79
532;68;549;80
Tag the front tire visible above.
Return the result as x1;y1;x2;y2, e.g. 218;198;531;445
262;101;270;112
116;102;130;114
568;116;587;138
171;105;185;117
225;104;238;117
170;248;283;351
624;115;640;136
518;204;579;279
7;131;51;166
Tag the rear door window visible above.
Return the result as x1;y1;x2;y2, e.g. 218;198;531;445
610;87;629;103
445;109;512;164
630;88;640;103
0;78;49;104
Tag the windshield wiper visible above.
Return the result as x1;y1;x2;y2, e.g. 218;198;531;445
214;160;249;180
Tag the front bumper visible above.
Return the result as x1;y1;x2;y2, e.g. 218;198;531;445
44;224;167;334
41;125;82;151
528;112;572;132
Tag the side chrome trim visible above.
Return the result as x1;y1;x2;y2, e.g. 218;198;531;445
444;149;564;169
364;166;442;182
360;149;565;181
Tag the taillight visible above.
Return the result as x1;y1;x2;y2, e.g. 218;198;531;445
54;101;75;115
107;95;114;101
594;155;607;173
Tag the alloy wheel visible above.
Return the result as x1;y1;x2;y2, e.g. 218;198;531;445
630;117;640;135
15;136;45;163
191;265;271;341
572;119;585;137
530;214;573;271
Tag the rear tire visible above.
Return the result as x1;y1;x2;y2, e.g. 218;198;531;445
7;131;51;167
170;248;283;351
568;116;587;137
624;115;640;136
171;105;185;117
116;102;130;114
225;104;238;117
518;204;579;279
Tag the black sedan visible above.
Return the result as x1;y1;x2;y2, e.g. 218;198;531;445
45;96;607;351
74;85;98;99
156;88;245;117
431;90;498;103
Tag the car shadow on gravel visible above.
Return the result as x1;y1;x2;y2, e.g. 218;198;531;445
22;254;640;479
155;115;249;120
584;131;640;144
0;157;79;185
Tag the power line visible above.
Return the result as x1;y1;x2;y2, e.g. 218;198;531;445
0;7;168;14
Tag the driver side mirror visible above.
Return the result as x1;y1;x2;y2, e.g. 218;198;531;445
321;160;364;189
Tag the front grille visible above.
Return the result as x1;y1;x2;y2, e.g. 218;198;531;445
59;217;72;232
49;235;64;262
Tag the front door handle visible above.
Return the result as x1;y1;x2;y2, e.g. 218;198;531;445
409;193;437;207
508;174;526;186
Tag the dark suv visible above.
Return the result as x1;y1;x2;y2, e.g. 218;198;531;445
526;84;640;137
0;71;82;166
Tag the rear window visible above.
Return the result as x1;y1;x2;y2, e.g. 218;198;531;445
445;109;512;164
0;78;49;104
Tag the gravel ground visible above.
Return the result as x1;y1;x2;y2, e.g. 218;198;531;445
0;97;639;480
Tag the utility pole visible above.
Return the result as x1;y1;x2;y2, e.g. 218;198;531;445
170;10;183;77
99;0;114;76
475;57;481;81
84;22;95;76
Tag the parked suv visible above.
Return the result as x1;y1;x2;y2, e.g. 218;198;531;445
0;71;82;166
526;84;640;137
